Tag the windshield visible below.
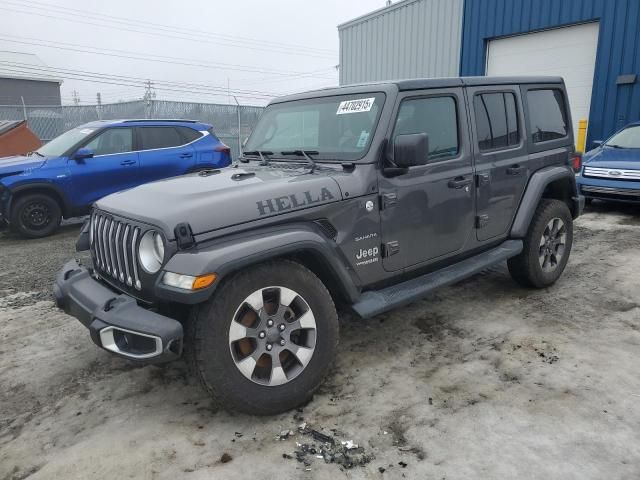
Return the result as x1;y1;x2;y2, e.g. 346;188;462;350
36;126;98;157
244;93;385;161
605;125;640;149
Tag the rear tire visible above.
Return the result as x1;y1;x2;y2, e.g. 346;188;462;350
185;260;339;415
508;199;573;288
10;193;62;238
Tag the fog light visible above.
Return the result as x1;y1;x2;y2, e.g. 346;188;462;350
163;272;217;290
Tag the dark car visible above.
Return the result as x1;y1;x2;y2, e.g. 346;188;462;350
0;119;231;238
54;77;583;415
577;122;640;204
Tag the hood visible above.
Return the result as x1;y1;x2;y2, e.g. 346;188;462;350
0;155;46;177
96;165;344;238
583;146;640;170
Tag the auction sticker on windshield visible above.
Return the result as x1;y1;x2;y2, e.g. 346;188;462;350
337;98;375;115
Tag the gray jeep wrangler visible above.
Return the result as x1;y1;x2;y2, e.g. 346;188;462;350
54;77;584;415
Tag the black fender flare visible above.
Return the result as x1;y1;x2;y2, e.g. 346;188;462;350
510;165;578;238
159;223;361;305
7;181;73;217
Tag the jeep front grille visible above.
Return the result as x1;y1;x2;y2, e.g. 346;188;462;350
90;212;142;290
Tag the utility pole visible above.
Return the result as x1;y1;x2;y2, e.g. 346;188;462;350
96;92;103;120
143;80;156;118
233;96;242;158
143;79;156;102
72;90;80;105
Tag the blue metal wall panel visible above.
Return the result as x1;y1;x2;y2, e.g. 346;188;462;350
460;0;640;145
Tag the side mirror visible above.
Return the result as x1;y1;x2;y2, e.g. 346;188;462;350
591;140;603;149
73;148;94;162
393;133;428;168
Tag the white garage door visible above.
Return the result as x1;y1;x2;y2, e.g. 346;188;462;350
486;22;599;140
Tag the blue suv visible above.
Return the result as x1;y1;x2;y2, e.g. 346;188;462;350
0;119;231;238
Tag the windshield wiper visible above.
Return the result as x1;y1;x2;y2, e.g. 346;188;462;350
27;151;45;157
605;144;624;149
281;150;318;173
242;150;273;165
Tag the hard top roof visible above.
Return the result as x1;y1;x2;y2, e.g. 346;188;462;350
272;76;565;104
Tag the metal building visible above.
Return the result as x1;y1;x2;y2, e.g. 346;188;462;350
0;51;62;106
0;51;64;141
338;0;464;85
461;0;640;148
339;0;639;147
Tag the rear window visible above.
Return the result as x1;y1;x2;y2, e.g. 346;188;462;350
177;126;202;144
474;92;519;150
138;127;184;150
527;89;569;143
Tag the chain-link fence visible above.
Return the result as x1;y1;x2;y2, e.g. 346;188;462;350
0;100;265;159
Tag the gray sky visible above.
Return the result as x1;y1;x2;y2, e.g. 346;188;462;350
0;0;386;106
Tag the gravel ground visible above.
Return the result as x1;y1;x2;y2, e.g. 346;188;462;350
1;202;639;480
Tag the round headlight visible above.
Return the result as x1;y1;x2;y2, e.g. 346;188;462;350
138;230;165;274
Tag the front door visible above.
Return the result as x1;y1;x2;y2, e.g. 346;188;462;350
467;85;528;241
379;88;475;271
68;127;138;207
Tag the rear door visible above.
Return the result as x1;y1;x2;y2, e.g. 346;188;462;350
379;87;475;271
467;85;528;241
68;127;138;206
136;126;197;182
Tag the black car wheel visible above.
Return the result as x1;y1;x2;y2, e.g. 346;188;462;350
10;193;62;239
185;260;339;415
508;199;573;288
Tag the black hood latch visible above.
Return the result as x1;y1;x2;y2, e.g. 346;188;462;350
174;222;195;250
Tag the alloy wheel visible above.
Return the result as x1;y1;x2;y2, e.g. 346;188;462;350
538;217;566;272
228;286;317;386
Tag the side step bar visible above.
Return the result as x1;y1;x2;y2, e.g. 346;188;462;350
352;240;523;318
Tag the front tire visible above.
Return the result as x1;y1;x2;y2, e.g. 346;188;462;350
508;199;573;288
10;193;62;238
186;260;339;415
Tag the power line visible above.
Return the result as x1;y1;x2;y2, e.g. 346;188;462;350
0;34;336;79
0;61;285;97
6;0;335;55
0;65;277;102
0;2;336;59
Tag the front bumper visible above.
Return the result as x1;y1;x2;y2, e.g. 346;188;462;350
0;184;9;225
53;260;183;363
577;176;640;203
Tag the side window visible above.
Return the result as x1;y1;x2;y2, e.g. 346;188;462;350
526;89;569;143
393;96;459;161
177;126;202;144
138;127;185;150
474;92;519;151
83;128;133;156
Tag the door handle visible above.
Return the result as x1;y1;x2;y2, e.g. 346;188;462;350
180;153;193;158
120;160;136;166
507;164;525;176
448;176;473;189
